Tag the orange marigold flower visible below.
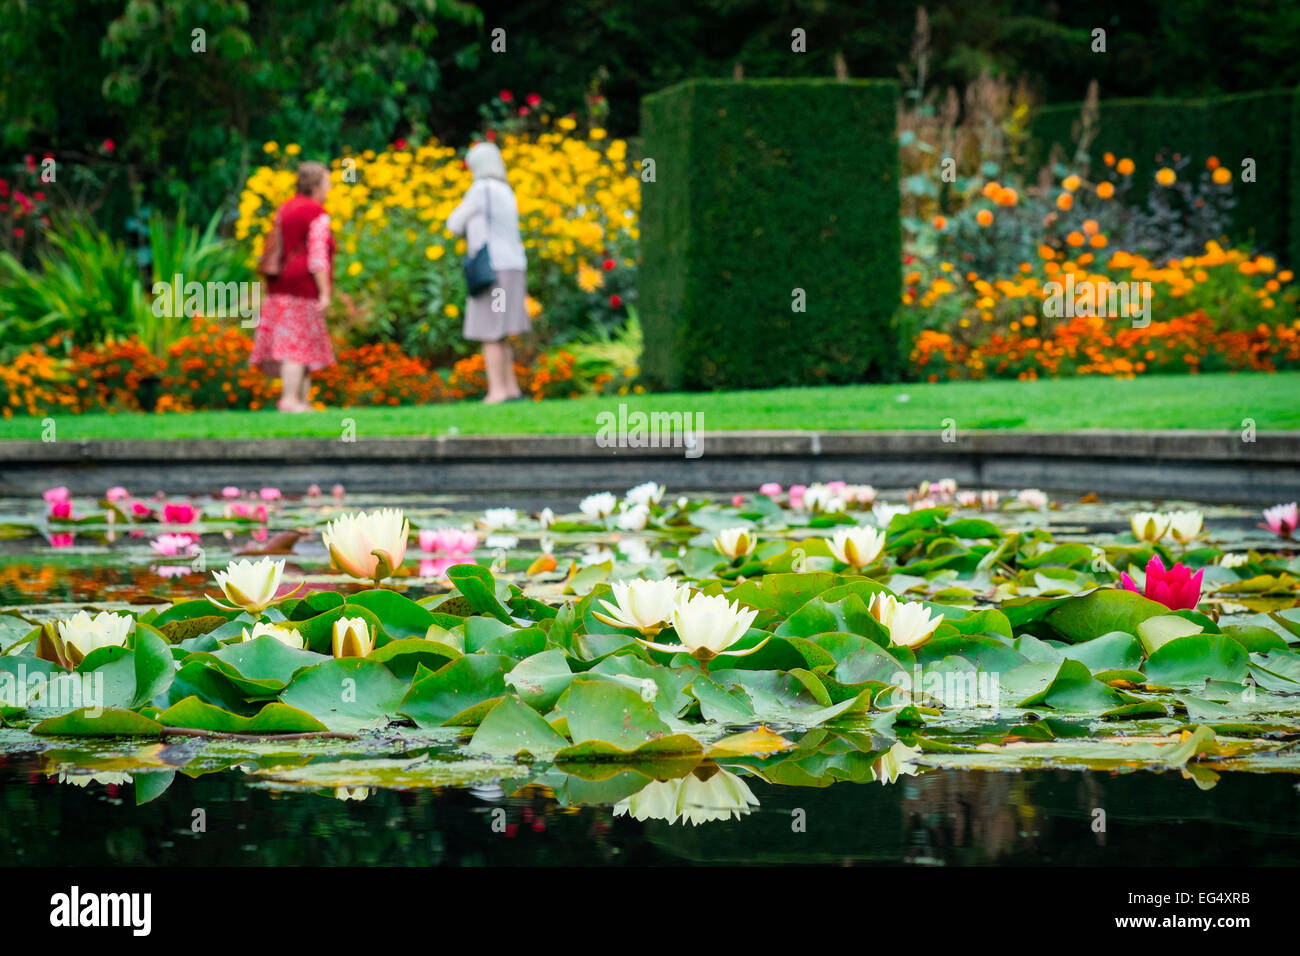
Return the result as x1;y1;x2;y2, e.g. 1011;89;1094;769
1155;168;1176;186
1056;193;1073;211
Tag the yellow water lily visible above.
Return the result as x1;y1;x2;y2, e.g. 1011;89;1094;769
713;527;757;560
638;592;763;663
332;616;375;659
592;578;683;635
828;526;887;568
207;557;301;614
322;509;409;584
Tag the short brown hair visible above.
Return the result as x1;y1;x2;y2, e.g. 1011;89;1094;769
296;161;329;195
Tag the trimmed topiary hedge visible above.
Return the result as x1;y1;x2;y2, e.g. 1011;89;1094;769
1029;88;1296;257
639;79;901;392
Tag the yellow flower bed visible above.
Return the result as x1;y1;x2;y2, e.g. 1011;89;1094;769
236;127;640;283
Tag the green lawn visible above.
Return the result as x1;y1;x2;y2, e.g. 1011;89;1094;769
2;372;1297;441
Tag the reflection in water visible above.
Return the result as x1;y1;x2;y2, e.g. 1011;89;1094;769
4;757;1298;866
614;765;760;826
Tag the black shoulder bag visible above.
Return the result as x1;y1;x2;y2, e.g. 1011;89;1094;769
462;182;497;296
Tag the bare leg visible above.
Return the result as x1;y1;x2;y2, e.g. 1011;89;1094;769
501;339;523;399
482;342;507;403
299;371;312;408
279;361;306;412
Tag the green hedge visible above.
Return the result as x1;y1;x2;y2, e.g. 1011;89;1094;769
1028;88;1296;257
639;79;901;392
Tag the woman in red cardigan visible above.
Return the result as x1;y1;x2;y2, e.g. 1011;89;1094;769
251;162;336;412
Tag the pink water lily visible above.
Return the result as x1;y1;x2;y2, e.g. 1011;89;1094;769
151;533;198;556
163;502;199;524
1120;555;1203;610
259;487;281;501
1260;502;1298;540
49;533;75;548
419;528;478;555
43;487;70;504
307;484;322;498
105;486;130;502
221;486;241;499
48;499;73;520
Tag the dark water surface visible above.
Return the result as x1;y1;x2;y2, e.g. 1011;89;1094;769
2;757;1297;866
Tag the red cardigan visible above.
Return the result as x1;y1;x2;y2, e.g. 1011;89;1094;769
267;195;334;299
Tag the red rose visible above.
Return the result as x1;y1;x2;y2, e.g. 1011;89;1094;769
609;294;622;308
393;138;407;150
0;179;9;198
498;90;513;103
33;191;44;201
526;93;541;107
12;227;23;238
518;106;529;116
102;139;115;153
602;258;615;271
23;155;35;172
486;129;497;141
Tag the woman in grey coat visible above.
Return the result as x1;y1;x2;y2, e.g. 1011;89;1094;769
447;141;531;403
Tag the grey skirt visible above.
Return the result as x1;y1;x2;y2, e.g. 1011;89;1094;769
464;268;531;342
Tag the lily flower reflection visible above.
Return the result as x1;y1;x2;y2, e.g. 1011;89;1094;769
613;765;760;826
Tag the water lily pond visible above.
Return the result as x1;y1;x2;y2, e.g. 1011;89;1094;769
2;483;1299;866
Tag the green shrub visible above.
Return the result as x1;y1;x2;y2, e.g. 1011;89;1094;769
639;79;902;391
1028;88;1295;256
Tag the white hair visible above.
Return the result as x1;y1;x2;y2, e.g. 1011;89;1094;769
466;141;508;181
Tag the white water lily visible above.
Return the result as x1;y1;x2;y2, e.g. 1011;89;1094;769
873;741;924;785
1167;509;1204;543
593;578;684;635
713;527;758;559
614;766;760;826
56;610;133;666
872;503;907;529
639;591;762;662
239;621;305;650
828;526;888;568
803;483;845;513
616;504;650;532
332;616;374;659
322;508;409;583
869;593;943;649
1130;511;1170;543
624;482;665;508
481;507;519;531
208;556;299;613
1219;552;1249;568
580;492;618;520
538;507;556;529
1017;488;1049;510
618;538;654;565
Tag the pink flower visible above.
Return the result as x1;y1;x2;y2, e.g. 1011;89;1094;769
48;499;73;520
419;528;478;555
826;481;847;494
731;494;746;506
162;503;198;524
526;93;541;107
43;487;70;504
331;484;346;499
259;487;281;501
1260;502;1298;540
307;484;322;498
499;89;513;103
151;534;197;557
789;484;807;510
105;486;129;502
131;502;154;518
221;486;241;499
1120;555;1203;611
759;482;782;496
49;532;75;548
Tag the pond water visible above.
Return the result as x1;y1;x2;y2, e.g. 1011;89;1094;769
1;486;1297;867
